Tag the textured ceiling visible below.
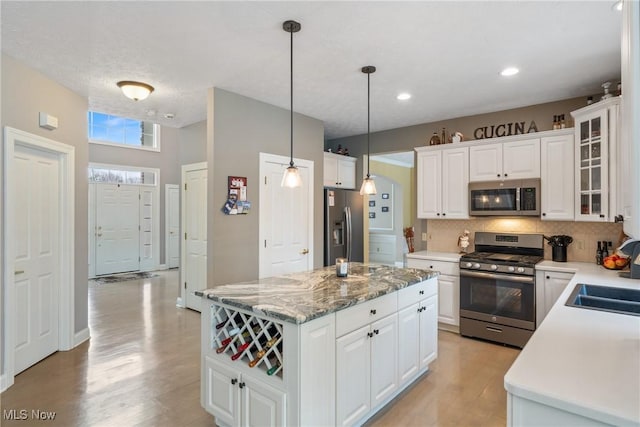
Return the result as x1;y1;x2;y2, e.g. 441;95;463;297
1;1;622;139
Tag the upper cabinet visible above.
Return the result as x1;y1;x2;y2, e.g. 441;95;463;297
540;132;575;221
571;97;619;222
416;146;469;219
469;139;540;182
324;152;356;189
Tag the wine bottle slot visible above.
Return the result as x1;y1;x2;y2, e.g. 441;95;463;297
231;342;250;361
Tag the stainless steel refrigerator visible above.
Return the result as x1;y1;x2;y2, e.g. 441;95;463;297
324;189;364;266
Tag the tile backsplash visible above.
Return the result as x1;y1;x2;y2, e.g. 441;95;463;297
422;219;625;263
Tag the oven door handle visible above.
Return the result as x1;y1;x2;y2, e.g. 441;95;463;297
460;270;534;284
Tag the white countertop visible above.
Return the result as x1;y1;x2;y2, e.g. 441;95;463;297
505;263;640;425
406;250;462;262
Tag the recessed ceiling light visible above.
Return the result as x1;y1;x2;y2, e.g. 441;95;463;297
612;0;622;11
397;93;411;101
500;67;520;77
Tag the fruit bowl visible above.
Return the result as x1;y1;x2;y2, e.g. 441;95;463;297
603;255;630;270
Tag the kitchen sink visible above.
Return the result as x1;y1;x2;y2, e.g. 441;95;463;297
565;284;640;316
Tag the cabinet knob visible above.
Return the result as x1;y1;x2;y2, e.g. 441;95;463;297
542;213;546;216
497;174;501;177
442;213;446;217
504;173;508;177
599;214;605;218
419;290;425;295
429;266;433;269
436;213;440;216
231;378;238;385
546;276;550;279
367;332;374;338
239;382;246;389
370;309;377;315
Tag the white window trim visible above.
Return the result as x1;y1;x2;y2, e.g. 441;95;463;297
88;123;162;153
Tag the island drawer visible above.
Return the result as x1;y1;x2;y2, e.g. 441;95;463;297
407;258;458;276
336;292;397;337
397;278;438;309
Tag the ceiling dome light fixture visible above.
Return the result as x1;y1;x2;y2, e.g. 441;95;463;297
281;20;303;188
360;65;377;196
500;67;520;77
117;81;154;101
397;93;412;101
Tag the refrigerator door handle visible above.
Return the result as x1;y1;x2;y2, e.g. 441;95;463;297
346;206;353;261
342;208;348;259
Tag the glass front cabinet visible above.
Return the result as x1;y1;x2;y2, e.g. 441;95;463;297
570;97;620;222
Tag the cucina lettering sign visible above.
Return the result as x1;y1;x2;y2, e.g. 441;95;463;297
473;121;539;140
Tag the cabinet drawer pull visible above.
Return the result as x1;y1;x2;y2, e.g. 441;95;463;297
239;381;246;388
373;329;379;335
419;290;425;295
367;332;374;338
231;378;238;385
370;309;377;315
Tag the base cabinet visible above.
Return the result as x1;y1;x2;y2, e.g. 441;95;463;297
508;393;610;427
204;356;286;427
535;270;575;327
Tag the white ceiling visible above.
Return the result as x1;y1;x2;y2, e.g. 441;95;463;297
1;1;622;140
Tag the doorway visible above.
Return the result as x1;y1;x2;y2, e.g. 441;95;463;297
2;127;75;391
165;184;180;269
258;153;314;278
180;162;207;311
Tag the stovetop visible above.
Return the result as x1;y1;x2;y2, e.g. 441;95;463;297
461;251;543;266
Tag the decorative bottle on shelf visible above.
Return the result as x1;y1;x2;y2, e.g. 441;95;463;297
428;132;441;145
560;114;566;129
552;115;558;130
596;241;603;265
441;128;447;144
587;96;594;105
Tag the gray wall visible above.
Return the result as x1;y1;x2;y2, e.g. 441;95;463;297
89;126;180;265
207;88;324;285
1;54;90;366
327;95;594;251
178;120;207;165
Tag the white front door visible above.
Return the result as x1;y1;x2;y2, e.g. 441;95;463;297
95;184;140;275
166;184;180;268
259;153;314;278
183;166;207;311
13;144;61;374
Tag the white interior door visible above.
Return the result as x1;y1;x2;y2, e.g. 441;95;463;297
13;144;61;374
183;166;207;311
95;184;140;275
259;154;313;278
166;184;180;269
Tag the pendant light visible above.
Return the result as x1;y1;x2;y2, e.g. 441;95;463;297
360;66;377;195
281;20;303;188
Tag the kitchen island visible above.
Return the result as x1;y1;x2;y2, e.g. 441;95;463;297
196;263;439;427
505;265;640;426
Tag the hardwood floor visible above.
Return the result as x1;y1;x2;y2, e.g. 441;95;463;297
1;270;519;426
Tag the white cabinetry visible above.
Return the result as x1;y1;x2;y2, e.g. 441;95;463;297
324;152;356;189
540;132;575;221
469;139;540;182
406;257;459;330
570;98;620;222
335;293;398;426
535;269;574;327
415;146;469;219
396;279;438;388
204;356;286;427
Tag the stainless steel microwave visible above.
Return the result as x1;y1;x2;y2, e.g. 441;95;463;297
469;179;541;216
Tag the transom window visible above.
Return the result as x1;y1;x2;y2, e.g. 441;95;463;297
88;111;160;151
88;164;157;186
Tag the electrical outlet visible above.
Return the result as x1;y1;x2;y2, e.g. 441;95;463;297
421;232;427;241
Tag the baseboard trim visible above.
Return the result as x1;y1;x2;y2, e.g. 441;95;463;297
73;328;91;347
158;263;168;270
176;297;185;308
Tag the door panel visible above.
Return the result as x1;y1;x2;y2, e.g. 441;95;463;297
370;314;398;408
397;304;420;385
95;184;140;275
336;326;371;426
13;144;60;374
185;168;207;311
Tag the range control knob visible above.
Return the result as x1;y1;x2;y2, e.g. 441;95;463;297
490;264;498;271
473;263;480;269
465;262;473;268
517;267;525;273
508;266;515;272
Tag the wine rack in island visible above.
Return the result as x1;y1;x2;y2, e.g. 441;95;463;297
210;304;284;378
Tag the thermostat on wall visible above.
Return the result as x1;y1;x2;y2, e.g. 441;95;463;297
39;112;58;130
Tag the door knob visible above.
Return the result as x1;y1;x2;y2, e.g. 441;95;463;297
300;249;309;255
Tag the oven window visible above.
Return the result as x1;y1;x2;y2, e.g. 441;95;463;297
470;188;517;211
460;275;534;322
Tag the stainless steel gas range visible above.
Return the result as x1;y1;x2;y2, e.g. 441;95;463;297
459;232;544;348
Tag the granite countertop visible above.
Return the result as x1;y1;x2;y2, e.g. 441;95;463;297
505;265;640;425
196;263;438;324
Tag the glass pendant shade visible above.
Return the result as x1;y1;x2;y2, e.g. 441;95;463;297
359;176;377;195
281;165;302;188
117;81;154;101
